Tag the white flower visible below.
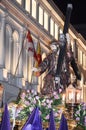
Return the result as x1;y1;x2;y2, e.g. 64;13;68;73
27;90;30;93
59;89;62;93
54;95;59;99
54;112;58;117
42;102;46;106
45;115;49;119
48;104;51;108
50;100;53;103
53;91;57;96
28;97;32;100
31;89;35;94
34;91;37;95
46;99;50;103
76;117;80;121
29;107;34;112
35;96;39;100
20;92;26;99
25;101;30;105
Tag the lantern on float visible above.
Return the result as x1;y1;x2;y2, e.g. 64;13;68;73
65;83;82;119
66;83;82;105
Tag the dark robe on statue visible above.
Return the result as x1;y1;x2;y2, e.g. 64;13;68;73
38;49;70;95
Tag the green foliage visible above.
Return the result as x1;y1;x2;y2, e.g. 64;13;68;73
74;102;86;129
15;89;62;122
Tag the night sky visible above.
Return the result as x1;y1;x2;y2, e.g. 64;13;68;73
53;0;86;39
53;0;86;25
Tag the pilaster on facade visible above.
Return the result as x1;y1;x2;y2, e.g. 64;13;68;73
15;28;25;77
0;12;6;67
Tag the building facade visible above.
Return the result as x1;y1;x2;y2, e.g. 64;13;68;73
0;0;86;104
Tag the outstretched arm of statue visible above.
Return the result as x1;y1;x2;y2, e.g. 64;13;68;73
32;54;51;77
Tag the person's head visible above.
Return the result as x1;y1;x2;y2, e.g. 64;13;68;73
49;40;59;52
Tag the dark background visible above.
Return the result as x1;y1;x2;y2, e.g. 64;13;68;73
53;0;86;39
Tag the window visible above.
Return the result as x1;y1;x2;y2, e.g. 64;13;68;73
85;55;86;68
12;31;19;75
50;18;54;36
25;0;30;13
57;27;62;38
78;48;82;65
78;48;80;63
72;39;78;59
80;50;82;65
83;54;86;69
71;40;73;52
16;0;22;4
44;11;48;30
55;23;59;40
32;0;36;19
39;6;43;25
5;25;12;72
59;28;63;34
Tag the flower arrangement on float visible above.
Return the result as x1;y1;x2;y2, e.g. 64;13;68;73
74;102;86;130
13;89;62;123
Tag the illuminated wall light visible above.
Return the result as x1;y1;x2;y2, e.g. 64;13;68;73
3;69;8;79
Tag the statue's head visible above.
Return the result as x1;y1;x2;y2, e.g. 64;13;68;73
59;33;66;43
53;33;66;48
49;40;59;52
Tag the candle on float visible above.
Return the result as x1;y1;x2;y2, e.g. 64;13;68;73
62;94;65;104
69;91;75;103
77;93;80;102
12;105;16;130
